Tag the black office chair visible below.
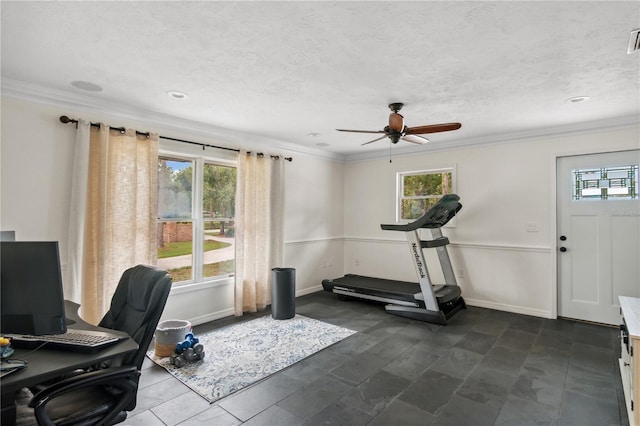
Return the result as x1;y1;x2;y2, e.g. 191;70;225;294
27;265;172;425
98;264;173;370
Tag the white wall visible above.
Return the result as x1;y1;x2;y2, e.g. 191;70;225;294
343;126;639;318
1;97;77;243
283;152;345;295
1;96;344;325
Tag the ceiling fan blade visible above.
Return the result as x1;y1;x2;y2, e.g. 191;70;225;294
336;129;385;134
405;122;462;135
361;135;388;146
401;134;430;144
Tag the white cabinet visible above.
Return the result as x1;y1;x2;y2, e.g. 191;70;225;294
620;296;640;426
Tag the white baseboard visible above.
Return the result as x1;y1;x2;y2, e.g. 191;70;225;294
296;285;323;297
188;307;236;326
186;293;553;326
188;287;324;326
464;298;554;319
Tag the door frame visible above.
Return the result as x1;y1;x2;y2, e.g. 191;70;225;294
551;147;639;320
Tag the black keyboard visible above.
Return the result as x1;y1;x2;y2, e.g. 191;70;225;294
8;329;122;351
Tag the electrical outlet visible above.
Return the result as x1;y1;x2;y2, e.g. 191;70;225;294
526;222;539;232
355;259;360;266
457;268;465;278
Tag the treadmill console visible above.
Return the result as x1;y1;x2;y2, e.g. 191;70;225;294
381;193;462;232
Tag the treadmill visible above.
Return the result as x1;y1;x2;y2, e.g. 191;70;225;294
322;194;466;325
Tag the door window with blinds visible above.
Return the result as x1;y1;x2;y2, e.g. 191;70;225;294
157;155;236;284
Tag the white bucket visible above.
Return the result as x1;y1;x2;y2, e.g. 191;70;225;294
155;319;192;357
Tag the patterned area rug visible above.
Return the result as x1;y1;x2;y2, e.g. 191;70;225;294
147;314;356;403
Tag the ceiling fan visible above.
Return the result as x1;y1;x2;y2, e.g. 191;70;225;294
337;103;462;146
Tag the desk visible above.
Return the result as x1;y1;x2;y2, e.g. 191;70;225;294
0;301;138;426
620;296;640;426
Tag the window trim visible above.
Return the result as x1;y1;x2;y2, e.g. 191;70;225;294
396;166;456;223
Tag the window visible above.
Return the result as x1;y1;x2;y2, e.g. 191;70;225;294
572;165;638;201
157;155;236;284
397;168;454;221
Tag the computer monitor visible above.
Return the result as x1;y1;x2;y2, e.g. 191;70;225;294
1;241;67;335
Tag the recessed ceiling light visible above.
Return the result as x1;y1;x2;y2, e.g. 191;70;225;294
567;96;590;103
316;142;330;147
307;132;321;137
71;81;103;92
167;91;188;99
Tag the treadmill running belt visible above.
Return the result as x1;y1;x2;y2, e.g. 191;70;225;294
324;274;420;303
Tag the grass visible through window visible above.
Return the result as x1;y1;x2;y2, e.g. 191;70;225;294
158;240;231;259
168;260;235;282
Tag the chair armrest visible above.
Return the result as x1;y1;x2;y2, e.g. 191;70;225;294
28;366;140;426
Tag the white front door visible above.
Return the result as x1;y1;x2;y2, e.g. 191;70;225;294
557;150;640;325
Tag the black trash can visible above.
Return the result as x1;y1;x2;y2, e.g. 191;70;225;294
271;267;296;320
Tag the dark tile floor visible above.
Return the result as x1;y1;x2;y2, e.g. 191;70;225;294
127;291;629;426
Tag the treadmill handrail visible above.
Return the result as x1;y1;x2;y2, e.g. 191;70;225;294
381;194;462;232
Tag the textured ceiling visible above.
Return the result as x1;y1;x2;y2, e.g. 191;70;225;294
1;1;639;158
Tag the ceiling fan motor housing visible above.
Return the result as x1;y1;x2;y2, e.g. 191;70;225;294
389;112;405;133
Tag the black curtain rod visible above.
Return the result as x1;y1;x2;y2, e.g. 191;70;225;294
59;116;292;161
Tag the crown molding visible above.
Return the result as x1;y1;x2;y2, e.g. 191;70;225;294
1;78;344;162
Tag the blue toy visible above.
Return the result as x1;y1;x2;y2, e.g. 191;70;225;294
176;333;200;352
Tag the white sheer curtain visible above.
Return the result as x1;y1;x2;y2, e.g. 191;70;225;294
66;123;159;324
65;120;91;304
234;152;285;315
